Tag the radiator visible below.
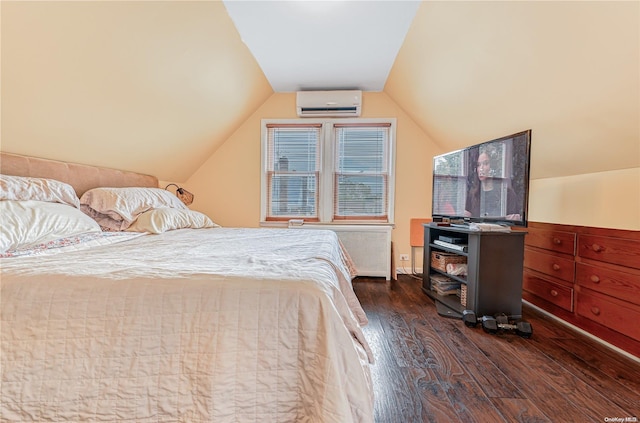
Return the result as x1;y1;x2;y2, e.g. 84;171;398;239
290;223;393;280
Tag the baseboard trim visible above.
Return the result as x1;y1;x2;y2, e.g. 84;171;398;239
522;300;640;364
396;266;423;275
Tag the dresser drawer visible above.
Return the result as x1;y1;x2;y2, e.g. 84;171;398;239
576;263;640;305
524;248;575;282
523;272;573;312
578;234;640;270
576;288;640;342
525;227;576;255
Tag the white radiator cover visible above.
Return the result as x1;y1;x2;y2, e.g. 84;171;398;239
290;224;393;280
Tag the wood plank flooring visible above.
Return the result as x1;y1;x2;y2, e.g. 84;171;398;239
352;275;640;423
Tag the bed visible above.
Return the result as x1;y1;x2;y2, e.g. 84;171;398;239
0;153;374;423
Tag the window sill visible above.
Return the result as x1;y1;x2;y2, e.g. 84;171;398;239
260;221;395;229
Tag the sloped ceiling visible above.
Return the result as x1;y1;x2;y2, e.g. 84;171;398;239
385;1;639;180
1;1;638;182
222;0;420;92
1;1;273;182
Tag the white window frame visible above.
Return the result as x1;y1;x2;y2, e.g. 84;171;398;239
261;118;396;225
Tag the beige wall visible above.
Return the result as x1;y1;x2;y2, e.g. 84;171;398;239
384;0;639;238
1;1;272;182
185;91;439;265
2;1;637;273
386;1;639;182
529;169;640;231
185;89;639;271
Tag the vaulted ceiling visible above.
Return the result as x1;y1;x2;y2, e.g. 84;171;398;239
223;0;421;92
1;1;638;182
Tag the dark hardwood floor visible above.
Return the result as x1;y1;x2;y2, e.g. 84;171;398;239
352;275;640;423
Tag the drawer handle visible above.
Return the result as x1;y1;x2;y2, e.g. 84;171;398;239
590;275;600;283
553;238;562;245
550;289;558;297
591;306;601;316
591;243;603;253
552;264;561;271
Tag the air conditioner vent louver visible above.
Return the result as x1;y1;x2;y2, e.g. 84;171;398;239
296;90;362;117
299;106;359;114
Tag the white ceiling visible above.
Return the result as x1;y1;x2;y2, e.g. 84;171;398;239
223;0;421;92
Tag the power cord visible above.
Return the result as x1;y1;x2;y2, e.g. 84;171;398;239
398;259;422;281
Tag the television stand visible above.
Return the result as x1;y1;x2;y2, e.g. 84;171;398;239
434;300;464;319
422;223;526;319
449;223;470;229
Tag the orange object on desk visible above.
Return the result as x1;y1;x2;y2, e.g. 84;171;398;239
410;218;432;274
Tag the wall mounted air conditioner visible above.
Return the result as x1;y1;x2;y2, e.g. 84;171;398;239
296;90;362;117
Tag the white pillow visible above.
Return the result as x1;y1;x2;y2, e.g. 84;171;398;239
0;200;102;253
0;174;80;208
80;187;187;231
126;208;219;234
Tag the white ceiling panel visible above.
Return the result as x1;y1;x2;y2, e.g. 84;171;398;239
223;0;420;92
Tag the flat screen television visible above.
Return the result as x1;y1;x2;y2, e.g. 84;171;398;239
431;129;532;227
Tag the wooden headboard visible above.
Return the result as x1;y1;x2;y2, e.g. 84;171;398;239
0;152;159;197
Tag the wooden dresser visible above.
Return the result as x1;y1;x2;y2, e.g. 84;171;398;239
523;222;640;358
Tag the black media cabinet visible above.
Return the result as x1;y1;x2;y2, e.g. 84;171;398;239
422;223;526;319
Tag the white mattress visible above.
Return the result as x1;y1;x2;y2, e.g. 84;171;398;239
1;227;374;422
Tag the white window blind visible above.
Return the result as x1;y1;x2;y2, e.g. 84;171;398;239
265;124;321;221
262;119;395;224
333;123;390;220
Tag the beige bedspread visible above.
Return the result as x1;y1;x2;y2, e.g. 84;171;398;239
1;228;373;422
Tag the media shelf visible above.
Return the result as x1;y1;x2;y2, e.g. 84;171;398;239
422;223;526;319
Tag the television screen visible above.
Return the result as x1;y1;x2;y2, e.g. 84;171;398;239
431;130;532;227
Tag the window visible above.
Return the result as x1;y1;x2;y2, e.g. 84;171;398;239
432;149;467;215
264;123;321;220
333;123;391;220
261;119;396;224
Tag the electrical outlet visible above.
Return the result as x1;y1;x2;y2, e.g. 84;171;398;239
399;254;409;261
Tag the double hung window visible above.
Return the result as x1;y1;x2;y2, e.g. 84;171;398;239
264;123;321;220
261;119;396;224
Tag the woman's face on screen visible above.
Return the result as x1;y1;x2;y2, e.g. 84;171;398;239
476;152;491;181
